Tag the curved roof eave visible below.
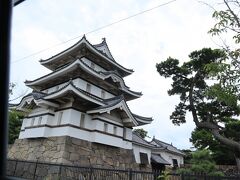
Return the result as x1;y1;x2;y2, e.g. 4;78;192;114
40;35;134;75
13;93;59;111
133;113;153;125
26;58;104;87
93;38;115;61
44;81;105;106
102;72;142;98
87;96;138;126
26;58;141;99
13;94;34;110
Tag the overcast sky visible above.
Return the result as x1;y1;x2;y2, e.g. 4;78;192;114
10;0;223;149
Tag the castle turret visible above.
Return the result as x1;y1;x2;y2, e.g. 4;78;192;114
13;36;153;149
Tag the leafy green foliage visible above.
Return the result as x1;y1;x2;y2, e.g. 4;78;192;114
191;128;236;165
133;128;148;138
8;110;23;144
209;1;240;44
208;1;240;105
177;150;224;176
157;170;170;180
181;149;193;164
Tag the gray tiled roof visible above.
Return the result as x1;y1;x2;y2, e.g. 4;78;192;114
32;91;46;99
152;138;185;155
151;154;170;165
132;131;155;147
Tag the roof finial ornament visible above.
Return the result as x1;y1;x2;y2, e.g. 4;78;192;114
153;135;155;140
83;34;86;39
102;37;106;42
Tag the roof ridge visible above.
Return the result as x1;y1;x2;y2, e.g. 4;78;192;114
153;138;185;154
92;37;115;61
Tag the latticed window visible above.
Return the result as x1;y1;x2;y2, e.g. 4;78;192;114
90;62;95;69
80;113;85;128
104;123;108;132
140;152;149;164
38;116;42;125
113;126;117;135
101;90;105;99
86;83;91;93
31;117;35;126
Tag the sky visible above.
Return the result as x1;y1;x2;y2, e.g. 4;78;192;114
10;0;223;149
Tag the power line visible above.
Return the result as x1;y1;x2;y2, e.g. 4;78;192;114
12;0;177;64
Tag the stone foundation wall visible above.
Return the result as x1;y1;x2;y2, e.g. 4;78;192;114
8;136;151;171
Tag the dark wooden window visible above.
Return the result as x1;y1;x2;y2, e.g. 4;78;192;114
140;152;149;164
172;159;178;167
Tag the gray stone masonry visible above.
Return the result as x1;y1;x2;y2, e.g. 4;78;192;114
8;136;151;171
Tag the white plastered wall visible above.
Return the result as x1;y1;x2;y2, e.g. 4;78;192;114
19;108;133;149
132;144;151;164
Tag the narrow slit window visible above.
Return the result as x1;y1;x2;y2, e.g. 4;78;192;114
38;116;42;125
86;83;91;93
104;123;108;132
80;113;85;128
101;90;105;99
57;112;63;125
